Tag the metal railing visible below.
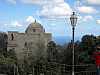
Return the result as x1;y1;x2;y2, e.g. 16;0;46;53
34;63;97;75
0;63;97;75
75;71;96;75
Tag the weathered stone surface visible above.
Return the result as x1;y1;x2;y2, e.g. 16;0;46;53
7;21;52;62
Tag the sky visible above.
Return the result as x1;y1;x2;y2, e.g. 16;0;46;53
0;0;100;39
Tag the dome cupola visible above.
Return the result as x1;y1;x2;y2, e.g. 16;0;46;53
25;20;45;34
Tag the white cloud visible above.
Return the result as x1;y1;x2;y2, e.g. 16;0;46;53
20;0;43;4
40;0;72;18
96;20;100;24
77;6;98;14
53;0;64;3
6;0;44;4
78;16;82;21
75;0;82;6
26;16;35;23
83;15;93;22
7;0;16;4
5;21;22;27
6;0;72;19
74;0;82;10
20;0;64;5
4;16;36;28
4;24;8;26
11;21;22;27
87;0;100;5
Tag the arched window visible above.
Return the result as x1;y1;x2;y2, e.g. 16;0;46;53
24;42;27;47
33;29;36;32
11;33;14;40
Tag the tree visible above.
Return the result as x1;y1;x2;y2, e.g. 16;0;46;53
22;41;46;75
96;36;100;46
47;41;58;62
0;32;8;57
63;42;72;64
7;49;17;62
56;44;65;63
78;35;97;64
0;32;17;75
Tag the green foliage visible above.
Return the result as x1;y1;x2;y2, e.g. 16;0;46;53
56;34;100;64
47;41;58;62
0;57;16;64
7;49;17;61
62;42;72;64
0;32;17;65
0;32;8;57
78;51;91;63
0;31;99;74
78;35;98;64
22;42;46;75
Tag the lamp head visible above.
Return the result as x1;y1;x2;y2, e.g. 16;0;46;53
70;12;77;27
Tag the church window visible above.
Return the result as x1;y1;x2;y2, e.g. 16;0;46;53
11;33;14;40
24;42;27;47
33;29;36;32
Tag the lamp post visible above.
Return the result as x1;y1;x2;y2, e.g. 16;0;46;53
70;12;77;75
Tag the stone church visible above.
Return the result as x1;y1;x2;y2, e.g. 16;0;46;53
7;21;52;61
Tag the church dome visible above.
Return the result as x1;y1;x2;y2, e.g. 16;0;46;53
25;20;45;33
28;21;43;28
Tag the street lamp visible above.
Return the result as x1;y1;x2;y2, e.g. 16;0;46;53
70;12;77;75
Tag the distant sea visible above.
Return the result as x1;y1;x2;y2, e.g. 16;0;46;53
53;36;81;45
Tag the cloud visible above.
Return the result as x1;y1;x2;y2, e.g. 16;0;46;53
6;0;44;4
75;0;82;6
74;0;82;9
77;6;98;14
4;16;36;28
87;0;100;5
83;15;93;22
39;0;72;19
6;0;72;19
11;21;22;27
20;0;64;5
20;0;43;4
6;0;16;4
78;16;82;21
96;20;100;24
5;21;22;27
9;0;100;7
26;16;35;23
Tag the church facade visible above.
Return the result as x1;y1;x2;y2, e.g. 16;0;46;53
7;21;52;61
